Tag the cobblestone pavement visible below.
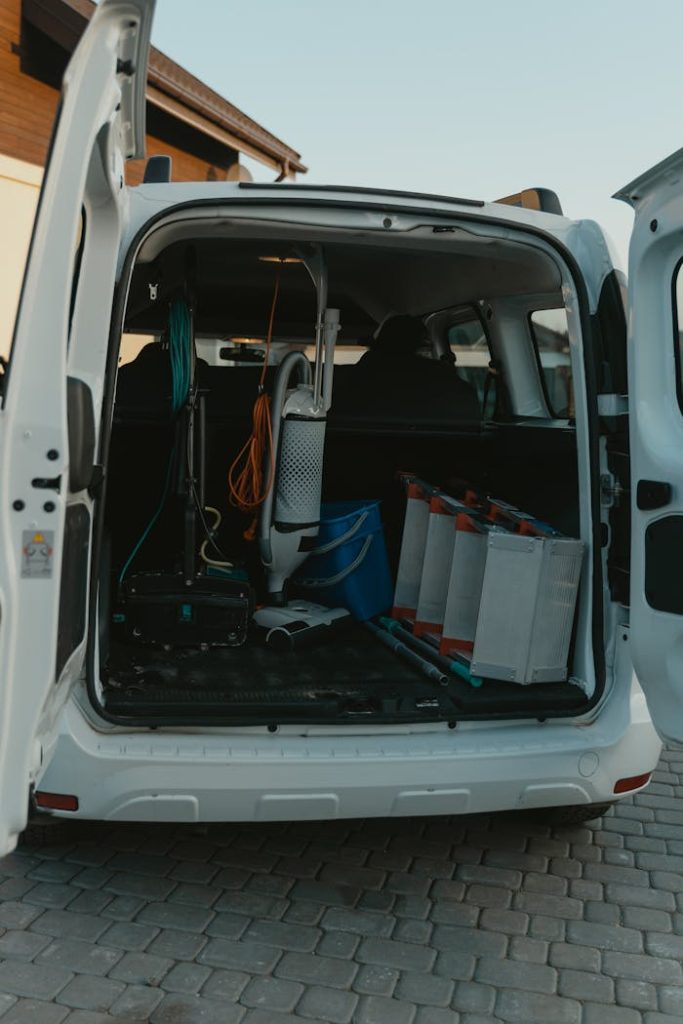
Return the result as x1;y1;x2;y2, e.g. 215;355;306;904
1;751;683;1023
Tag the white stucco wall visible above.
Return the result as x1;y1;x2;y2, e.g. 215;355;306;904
0;154;42;360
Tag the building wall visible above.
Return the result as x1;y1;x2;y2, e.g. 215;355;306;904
0;153;40;358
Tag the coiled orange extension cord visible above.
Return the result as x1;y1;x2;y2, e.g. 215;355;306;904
228;268;281;539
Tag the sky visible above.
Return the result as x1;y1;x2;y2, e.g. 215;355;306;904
150;0;683;264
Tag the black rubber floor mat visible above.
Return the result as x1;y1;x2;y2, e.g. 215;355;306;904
104;622;586;721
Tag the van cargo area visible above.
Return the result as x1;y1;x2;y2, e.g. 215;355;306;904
94;224;594;727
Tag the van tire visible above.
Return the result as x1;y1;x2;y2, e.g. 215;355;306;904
544;802;614;825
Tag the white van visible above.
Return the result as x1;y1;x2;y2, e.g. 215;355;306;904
2;0;681;856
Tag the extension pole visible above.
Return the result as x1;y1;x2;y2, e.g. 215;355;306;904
365;621;448;685
379;616;483;688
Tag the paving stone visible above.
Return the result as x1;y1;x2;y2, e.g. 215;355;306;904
557;968;614;1003
170;860;220;884
357;936;436;972
322;906;395;937
0;999;69;1024
395;896;431;920
194;970;247;1002
355;994;416;1024
104;873;176;901
215;891;289;919
521;871;568;895
243;919;320;952
386;909;429;941
37;938;123;977
0;995;17;1018
352;964;399;996
644;930;683;958
413;1008;460;1024
205;912;251;940
0;959;73;1000
513;892;583;919
0;878;38;900
240;976;304;1012
147;928;207;960
582;1005;641;1023
615;978;657;1010
98;920;159;951
658;985;683;1015
150;992;245;1024
28;861;82;885
275;951;357;988
451;980;495;1014
584;900;622;925
479;908;527;935
101;896;146;921
317;930;360;960
395;971;454;1006
66;892;113;917
494;988;580;1023
528;914;566;942
198;938;282;974
358;890;396;913
160;962;212;994
431;879;466;901
430;901;479;927
31;909;110;942
457;864;522;890
56;975;126;1012
565;919;643;953
622;906;672;931
136;900;214;933
651;871;683;892
433;952;476;981
108;951;173;985
24;883;78;909
476;957;556;994
549;941;601;972
602;950;683;984
106;853;175;877
283;901;325;926
0;927;52;959
297;985;358;1023
432;924;507;958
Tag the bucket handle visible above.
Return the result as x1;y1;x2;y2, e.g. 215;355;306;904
308;509;370;557
299;533;373;588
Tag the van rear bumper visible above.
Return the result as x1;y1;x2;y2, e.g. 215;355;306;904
37;685;662;823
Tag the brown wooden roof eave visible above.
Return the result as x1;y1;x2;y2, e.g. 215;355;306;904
21;0;307;175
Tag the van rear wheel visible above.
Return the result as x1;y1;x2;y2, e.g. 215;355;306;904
544;802;614;826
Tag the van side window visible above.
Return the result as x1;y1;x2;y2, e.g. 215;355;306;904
447;316;491;410
529;309;573;418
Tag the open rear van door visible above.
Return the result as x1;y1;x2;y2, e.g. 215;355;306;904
616;148;683;746
0;0;155;854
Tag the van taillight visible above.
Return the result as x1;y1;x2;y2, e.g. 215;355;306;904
35;792;79;811
614;772;652;794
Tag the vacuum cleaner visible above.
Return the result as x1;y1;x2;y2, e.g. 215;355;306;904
254;249;350;646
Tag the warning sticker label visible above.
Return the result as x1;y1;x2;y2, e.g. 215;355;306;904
21;530;55;579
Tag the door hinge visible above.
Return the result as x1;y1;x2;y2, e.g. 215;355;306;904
597;393;628;417
600;472;623;507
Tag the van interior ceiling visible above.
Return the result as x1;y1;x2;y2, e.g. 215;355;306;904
96;224;590;727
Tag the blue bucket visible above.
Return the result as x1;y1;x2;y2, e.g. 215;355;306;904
294;500;393;620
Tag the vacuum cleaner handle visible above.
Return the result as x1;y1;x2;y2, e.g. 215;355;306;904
259;351;312;562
